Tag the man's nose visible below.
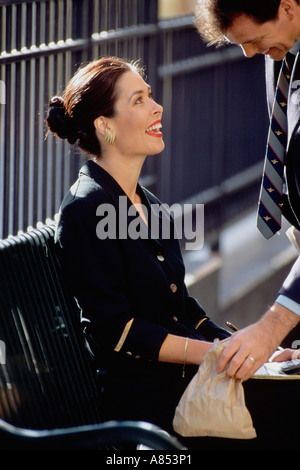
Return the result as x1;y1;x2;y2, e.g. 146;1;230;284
240;44;259;58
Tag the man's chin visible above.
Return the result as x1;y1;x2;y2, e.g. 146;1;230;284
265;47;289;61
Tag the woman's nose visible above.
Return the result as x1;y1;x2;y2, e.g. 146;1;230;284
153;100;163;114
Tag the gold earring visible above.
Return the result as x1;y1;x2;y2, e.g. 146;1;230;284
104;128;115;145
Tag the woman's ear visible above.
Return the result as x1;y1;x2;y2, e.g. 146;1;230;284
94;116;115;145
94;116;107;136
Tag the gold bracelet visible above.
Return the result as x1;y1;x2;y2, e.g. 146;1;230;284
182;337;189;378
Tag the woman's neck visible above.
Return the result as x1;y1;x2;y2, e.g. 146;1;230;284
94;153;146;204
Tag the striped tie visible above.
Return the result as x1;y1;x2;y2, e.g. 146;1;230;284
257;56;293;239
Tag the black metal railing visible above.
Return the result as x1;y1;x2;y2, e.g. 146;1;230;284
0;0;268;245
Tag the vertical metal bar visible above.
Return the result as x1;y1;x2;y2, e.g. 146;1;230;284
63;0;73;194
115;0;119;29
40;0;46;47
114;0;119;54
17;1;27;232
54;0;64;212
0;5;7;239
8;4;17;236
28;1;37;229
92;0;100;58
100;0;107;33
37;0;46;224
58;0;64;41
93;0;100;33
46;0;55;218
0;64;5;239
66;0;73;41
1;4;6;54
102;0;108;56
159;30;173;203
37;55;46;224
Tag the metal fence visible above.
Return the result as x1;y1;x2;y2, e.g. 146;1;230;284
0;0;268;244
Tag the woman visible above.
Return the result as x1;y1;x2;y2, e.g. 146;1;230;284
46;56;230;439
47;57;300;450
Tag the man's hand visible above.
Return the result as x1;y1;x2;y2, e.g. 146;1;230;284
217;303;299;381
218;323;275;380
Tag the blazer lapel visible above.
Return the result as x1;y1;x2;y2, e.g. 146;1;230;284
81;160;163;249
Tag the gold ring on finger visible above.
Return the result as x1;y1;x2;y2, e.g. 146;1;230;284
248;355;256;364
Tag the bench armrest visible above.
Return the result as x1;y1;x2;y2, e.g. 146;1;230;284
0;419;186;450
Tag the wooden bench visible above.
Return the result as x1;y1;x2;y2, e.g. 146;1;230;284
0;224;184;450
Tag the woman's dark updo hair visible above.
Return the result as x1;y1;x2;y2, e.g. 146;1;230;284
46;56;143;156
47;96;79;144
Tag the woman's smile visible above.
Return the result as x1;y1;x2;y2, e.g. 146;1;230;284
145;120;163;138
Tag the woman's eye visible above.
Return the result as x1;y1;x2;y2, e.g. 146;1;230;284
135;96;143;104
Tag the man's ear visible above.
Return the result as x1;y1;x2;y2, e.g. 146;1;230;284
279;0;296;20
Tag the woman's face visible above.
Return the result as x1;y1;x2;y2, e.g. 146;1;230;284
109;70;164;158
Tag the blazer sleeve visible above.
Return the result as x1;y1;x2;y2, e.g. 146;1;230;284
278;255;300;305
56;197;169;362
184;293;231;340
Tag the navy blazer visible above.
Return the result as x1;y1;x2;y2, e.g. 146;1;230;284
55;160;229;429
265;55;300;305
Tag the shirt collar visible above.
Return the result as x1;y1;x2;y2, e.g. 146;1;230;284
289;37;300;56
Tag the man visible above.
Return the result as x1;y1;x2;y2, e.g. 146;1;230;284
194;0;300;380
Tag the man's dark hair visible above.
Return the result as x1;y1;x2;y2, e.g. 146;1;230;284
194;0;294;45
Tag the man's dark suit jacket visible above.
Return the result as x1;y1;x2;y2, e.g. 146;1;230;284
265;55;300;305
55;160;229;430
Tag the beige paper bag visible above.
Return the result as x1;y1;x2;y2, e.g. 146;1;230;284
173;340;256;439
